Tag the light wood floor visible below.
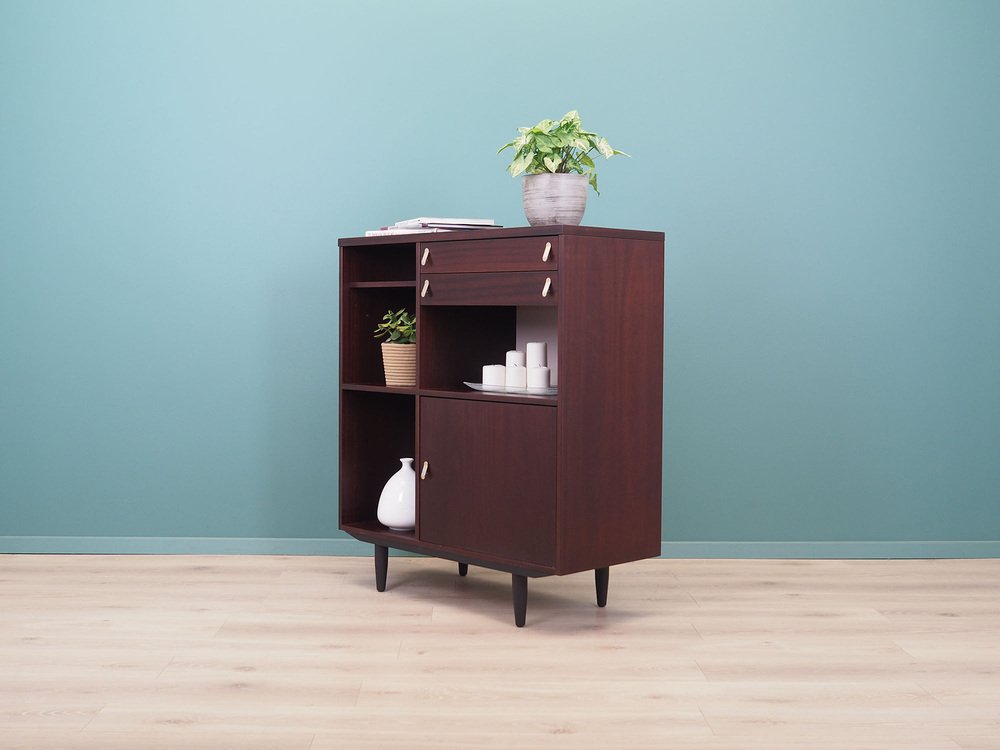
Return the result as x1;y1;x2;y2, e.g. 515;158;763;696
1;555;999;749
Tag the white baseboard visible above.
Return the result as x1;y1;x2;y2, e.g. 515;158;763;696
659;540;1000;558
1;536;997;558
0;536;372;555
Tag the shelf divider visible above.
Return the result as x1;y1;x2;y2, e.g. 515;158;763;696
342;383;417;395
347;280;417;289
418;386;556;406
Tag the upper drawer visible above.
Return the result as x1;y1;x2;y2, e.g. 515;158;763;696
419;237;558;273
420;272;557;306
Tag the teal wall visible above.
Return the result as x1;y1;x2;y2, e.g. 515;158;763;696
2;1;998;557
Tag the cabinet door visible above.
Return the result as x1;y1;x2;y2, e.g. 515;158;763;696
419;398;556;567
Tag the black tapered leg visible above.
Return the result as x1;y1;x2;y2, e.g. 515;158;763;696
512;574;528;627
374;544;388;592
458;562;469;577
595;566;609;607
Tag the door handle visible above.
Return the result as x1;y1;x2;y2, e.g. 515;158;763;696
420;461;429;479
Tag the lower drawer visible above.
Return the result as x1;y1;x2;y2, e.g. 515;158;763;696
419;272;556;306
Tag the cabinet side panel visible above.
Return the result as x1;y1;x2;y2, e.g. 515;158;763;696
557;236;664;573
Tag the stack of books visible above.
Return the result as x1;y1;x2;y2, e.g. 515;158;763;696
364;217;501;237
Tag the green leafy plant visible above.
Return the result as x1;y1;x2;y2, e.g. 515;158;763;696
497;110;629;194
373;308;416;345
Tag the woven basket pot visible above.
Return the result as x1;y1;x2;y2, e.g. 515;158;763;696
381;342;416;387
522;172;588;226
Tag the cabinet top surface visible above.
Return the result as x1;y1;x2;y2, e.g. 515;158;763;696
338;224;664;246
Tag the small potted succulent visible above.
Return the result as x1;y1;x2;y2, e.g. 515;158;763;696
374;308;416;387
497;110;629;226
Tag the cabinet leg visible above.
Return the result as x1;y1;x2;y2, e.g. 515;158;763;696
595;566;609;608
458;562;469;577
374;544;388;592
512;574;528;627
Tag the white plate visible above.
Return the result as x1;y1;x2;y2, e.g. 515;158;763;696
463;381;557;397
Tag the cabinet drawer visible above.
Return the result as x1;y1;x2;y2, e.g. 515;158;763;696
419;272;556;306
419;237;558;273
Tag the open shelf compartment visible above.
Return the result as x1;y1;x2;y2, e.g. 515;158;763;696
342;286;416;387
418;305;557;392
339;389;416;529
341;243;416;284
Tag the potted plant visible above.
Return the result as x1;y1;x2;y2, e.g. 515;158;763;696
374;308;416;387
497;110;629;226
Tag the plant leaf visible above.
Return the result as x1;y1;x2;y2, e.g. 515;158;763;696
595;137;614;158
510;152;533;177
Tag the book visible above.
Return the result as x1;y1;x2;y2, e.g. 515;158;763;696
364;227;452;237
392;217;497;228
390;223;502;231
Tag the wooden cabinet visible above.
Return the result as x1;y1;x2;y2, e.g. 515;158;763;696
338;225;664;626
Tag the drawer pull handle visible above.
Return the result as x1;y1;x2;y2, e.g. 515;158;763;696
421;247;430;266
421;279;430;297
542;242;552;262
542;277;552;297
420;461;429;479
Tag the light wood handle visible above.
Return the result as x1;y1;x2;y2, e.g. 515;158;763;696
542;277;552;297
421;247;430;266
421;279;430;297
420;461;429;479
542;242;551;262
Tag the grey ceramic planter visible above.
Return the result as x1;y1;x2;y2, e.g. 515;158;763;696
522;173;588;226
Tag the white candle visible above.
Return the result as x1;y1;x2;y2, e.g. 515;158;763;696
505;363;527;389
506;350;526;369
482;364;506;389
527;366;550;389
526;342;547;369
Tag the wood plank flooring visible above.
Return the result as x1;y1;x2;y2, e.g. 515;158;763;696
1;555;998;749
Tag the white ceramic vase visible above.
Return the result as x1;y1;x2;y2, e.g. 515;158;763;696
377;458;416;531
522;173;588;226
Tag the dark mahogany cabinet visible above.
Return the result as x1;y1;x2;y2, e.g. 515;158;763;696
338;225;664;626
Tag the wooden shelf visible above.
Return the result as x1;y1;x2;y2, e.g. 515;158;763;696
341;520;555;578
341;519;417;544
418;386;556;406
347;281;416;289
342;384;552;403
342;383;417;395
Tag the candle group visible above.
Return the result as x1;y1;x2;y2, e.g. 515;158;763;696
481;344;550;391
